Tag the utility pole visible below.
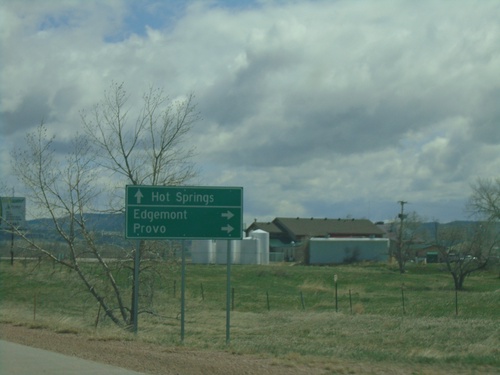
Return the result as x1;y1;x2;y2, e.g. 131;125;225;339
397;200;408;273
398;200;408;222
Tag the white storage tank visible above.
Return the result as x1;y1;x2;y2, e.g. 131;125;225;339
231;240;241;264
239;237;259;264
191;240;215;264
215;240;241;264
251;229;270;265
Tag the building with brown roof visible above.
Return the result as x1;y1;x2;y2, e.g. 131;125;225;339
246;217;386;263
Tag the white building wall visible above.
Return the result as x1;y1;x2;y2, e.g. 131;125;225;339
309;238;389;264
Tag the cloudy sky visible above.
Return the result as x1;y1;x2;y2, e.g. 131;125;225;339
1;0;499;225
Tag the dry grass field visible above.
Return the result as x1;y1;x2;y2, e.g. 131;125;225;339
1;260;499;374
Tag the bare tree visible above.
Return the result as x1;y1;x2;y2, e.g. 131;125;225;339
81;82;199;328
467;177;500;279
394;211;423;273
468;178;500;220
10;83;199;329
437;222;499;290
11;124;129;326
81;82;198;193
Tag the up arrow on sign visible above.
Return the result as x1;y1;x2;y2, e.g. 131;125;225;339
135;189;144;204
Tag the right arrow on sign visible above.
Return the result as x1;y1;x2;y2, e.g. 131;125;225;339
221;210;234;220
221;224;234;234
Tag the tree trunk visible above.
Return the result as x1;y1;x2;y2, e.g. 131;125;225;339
397;255;406;274
452;272;466;291
399;264;405;274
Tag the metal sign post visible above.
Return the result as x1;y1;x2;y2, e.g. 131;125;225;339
132;240;140;334
226;240;232;345
181;240;186;343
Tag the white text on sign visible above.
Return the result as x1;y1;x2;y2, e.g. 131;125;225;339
151;191;215;205
133;209;188;222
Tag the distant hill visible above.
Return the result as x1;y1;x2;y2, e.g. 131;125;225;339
1;215;495;244
27;213;125;232
418;220;500;240
0;213;125;242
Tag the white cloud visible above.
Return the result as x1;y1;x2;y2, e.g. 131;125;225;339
1;0;500;224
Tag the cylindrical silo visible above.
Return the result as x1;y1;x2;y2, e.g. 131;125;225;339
251;229;270;265
214;240;241;264
191;240;215;264
240;237;259;264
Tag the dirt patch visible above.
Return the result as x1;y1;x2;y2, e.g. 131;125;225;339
0;323;328;375
1;323;494;375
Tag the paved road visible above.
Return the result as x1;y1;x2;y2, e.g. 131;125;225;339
0;340;147;375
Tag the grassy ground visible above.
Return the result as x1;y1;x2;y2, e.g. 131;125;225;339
1;260;499;372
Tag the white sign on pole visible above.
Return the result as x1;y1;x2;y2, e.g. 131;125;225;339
0;197;26;230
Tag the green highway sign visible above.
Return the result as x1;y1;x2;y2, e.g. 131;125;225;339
0;197;26;230
125;185;243;239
